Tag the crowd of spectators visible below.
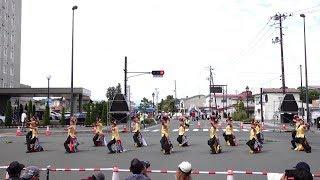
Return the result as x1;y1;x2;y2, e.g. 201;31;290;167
5;160;313;180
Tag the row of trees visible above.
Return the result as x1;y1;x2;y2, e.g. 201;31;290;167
84;101;112;125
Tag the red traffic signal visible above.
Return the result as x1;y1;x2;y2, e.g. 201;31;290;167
152;70;165;76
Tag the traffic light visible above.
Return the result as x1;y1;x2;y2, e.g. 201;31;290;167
151;70;164;77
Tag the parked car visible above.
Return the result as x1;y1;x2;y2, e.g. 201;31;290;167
65;112;87;125
0;115;5;124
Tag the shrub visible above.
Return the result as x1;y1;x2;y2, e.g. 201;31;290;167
60;107;66;125
43;104;50;126
4;101;12;126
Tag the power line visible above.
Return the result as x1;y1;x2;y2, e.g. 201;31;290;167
288;4;320;14
227;18;272;63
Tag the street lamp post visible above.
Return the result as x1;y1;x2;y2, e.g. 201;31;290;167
300;14;310;123
246;86;249;118
152;92;155;108
70;5;78;116
46;75;51;106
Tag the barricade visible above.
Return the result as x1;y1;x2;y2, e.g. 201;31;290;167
1;165;320;179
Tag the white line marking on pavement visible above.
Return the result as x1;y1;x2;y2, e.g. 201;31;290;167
173;129;179;132
203;129;209;132
143;129;150;132
242;129;249;132
185;129;189;132
222;129;226;132
262;129;270;132
151;129;160;132
233;129;239;132
193;129;199;132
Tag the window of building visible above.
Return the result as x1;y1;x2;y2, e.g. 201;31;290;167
12;1;15;10
10;81;13;88
11;18;14;26
10;50;13;59
3;65;6;74
4;30;7;38
4;47;7;56
5;12;8;21
10;67;14;76
10;34;14;42
3;82;7;88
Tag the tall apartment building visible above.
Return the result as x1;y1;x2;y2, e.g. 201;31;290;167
0;0;21;88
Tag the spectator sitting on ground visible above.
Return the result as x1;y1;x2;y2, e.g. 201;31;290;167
125;158;151;180
21;166;40;180
280;162;313;180
83;172;105;180
176;161;192;180
6;161;25;180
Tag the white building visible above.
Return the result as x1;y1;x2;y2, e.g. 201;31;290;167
254;88;300;121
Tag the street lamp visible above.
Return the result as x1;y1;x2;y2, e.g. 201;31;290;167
46;75;51;106
152;92;155;108
300;14;310;123
70;5;78;116
245;86;249;118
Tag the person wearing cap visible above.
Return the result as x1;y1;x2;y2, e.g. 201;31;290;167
208;116;221;154
223;117;236;146
84;172;105;180
107;120;121;153
280;162;313;180
291;118;311;153
176;161;192;180
64;116;77;153
6;161;25;180
26;120;39;153
93;117;104;146
246;122;261;153
177;117;188;147
125;158;151;180
133;116;143;147
21;166;40;180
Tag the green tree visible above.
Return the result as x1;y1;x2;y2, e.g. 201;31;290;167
85;103;91;125
238;101;245;111
4;100;12;126
298;87;320;104
24;104;28;111
91;104;97;123
60;107;66;125
106;86;116;100
27;100;32;120
19;104;23;117
43;104;50;126
138;97;152;112
116;83;122;93
32;104;36;115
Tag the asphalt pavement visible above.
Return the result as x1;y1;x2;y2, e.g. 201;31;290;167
0;119;320;180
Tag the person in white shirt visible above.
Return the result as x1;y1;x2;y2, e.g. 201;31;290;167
21;110;27;132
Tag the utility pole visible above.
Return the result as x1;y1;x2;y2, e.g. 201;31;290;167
124;56;127;98
260;88;264;122
299;65;304;117
209;66;217;114
174;80;177;100
272;13;291;94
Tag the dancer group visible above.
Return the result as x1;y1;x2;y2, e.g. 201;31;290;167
24;113;311;155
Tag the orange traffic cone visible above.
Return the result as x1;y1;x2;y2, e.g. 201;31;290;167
261;122;265;130
123;125;127;133
16;126;21;136
112;165;120;180
282;124;286;131
227;168;234;180
93;126;96;134
197;121;201;129
240;122;243;129
45;126;50;136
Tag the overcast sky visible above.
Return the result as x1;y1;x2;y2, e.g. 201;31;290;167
21;0;320;104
